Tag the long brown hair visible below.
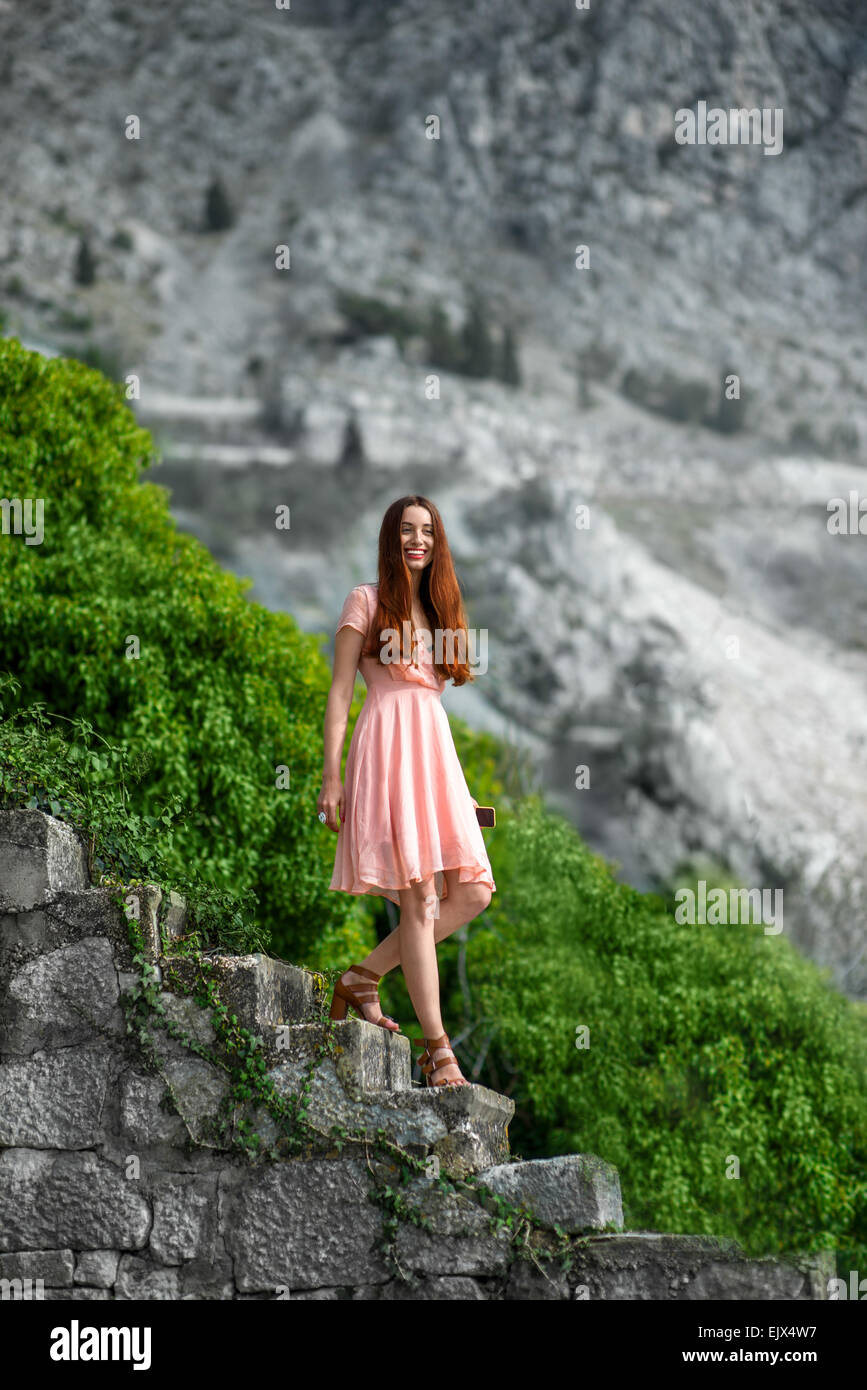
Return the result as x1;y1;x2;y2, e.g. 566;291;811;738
362;495;475;686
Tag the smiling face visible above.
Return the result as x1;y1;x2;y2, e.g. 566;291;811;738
400;504;434;572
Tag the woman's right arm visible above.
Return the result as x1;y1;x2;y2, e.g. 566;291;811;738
317;625;365;832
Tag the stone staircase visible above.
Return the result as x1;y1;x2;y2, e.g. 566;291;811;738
0;809;834;1299
161;951;517;1181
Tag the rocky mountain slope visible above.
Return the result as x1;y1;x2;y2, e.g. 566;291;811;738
1;0;866;992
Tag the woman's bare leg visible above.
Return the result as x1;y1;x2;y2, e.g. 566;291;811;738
388;875;444;1037
357;871;491;980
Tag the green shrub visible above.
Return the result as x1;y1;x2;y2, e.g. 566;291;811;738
0;337;373;971
456;798;867;1268
0;680;267;955
334;289;424;348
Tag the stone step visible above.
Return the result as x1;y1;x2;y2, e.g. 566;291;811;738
499;1232;835;1301
475;1154;623;1233
127;1010;513;1178
0;809;90;912
259;1017;412;1092
121;1002;513;1177
0;810;184;951
0;885;182;1000
161;953;327;1033
241;1020;514;1178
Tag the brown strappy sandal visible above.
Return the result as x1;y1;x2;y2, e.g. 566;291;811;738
329;964;400;1033
412;1031;470;1087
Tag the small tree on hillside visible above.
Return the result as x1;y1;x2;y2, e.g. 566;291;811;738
205;175;234;232
460;293;495;378
338;413;365;471
425;304;463;373
74;234;97;286
497;323;521;385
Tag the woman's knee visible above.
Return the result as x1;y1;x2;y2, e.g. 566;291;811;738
462;882;492;917
398;879;439;927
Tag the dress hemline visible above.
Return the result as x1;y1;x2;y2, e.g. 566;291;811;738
330;860;495;907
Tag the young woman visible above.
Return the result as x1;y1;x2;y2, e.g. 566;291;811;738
317;495;495;1088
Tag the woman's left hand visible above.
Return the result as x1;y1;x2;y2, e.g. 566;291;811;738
470;797;479;807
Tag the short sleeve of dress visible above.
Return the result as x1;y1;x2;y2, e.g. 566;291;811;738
336;585;370;639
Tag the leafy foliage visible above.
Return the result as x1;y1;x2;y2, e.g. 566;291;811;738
0;680;266;954
0;337;372;970
458;798;867;1269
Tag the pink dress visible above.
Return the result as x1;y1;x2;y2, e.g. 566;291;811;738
328;582;496;909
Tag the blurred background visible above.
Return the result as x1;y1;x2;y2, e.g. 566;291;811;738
1;0;865;1001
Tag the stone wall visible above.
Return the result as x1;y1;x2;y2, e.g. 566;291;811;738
0;809;833;1300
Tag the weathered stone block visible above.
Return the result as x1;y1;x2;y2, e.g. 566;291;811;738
0;1041;114;1147
0;887;164;990
0;809;89;911
157;1055;230;1147
0;1249;74;1287
261;1018;411;1091
157;990;217;1048
149;1175;220;1264
177;1263;235;1300
0;937;120;1055
74;1250;120;1288
685;1250;836;1301
221;1158;388;1292
392;1176;514;1276
564;1233;833;1301
503;1258;570;1300
475;1153;623;1233
0;1149;151;1252
115;1254;180;1300
162;952;326;1033
118;1070;187;1147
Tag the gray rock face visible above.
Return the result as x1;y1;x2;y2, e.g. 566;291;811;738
0;810;834;1299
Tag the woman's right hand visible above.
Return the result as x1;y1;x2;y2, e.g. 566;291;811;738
317;774;345;832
